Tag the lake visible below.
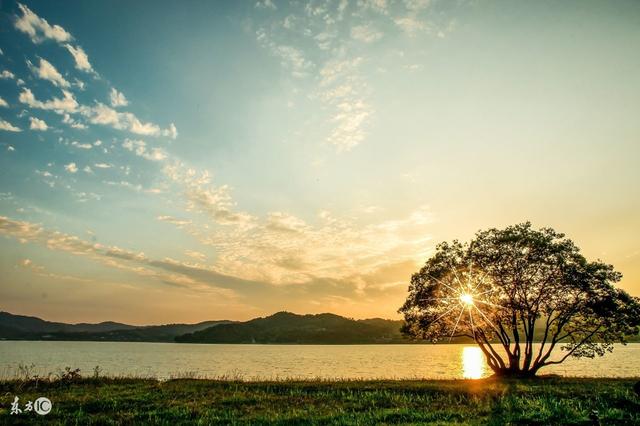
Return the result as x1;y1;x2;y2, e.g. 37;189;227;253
0;342;638;380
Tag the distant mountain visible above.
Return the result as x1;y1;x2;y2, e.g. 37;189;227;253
0;311;136;334
175;311;407;344
0;311;231;342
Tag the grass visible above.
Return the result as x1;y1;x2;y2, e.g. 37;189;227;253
0;375;639;425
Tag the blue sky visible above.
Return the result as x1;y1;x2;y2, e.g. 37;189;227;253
1;0;639;324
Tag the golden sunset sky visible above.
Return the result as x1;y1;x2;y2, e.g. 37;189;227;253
0;0;639;324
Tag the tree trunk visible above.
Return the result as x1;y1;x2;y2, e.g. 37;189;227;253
491;367;538;378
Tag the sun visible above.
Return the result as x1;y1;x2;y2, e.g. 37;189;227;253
420;261;502;343
459;293;474;306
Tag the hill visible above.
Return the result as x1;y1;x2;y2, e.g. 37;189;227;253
175;311;407;344
0;311;135;334
0;311;230;342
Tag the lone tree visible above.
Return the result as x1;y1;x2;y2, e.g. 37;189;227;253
400;222;640;377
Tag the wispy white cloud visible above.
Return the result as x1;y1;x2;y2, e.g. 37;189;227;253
351;24;383;42
255;0;276;10
0;119;22;132
71;141;92;149
29;116;48;131
256;29;314;78
64;44;94;73
157;215;192;227
64;162;78;173
185;250;207;261
164;163;255;227
27;58;70;88
394;16;427;34
80;103;177;138
122;138;167;161
109;88;128;107
62;113;87;129
165;123;178;139
167;202;433;288
19;87;79;113
318;58;372;152
0;215;243;293
253;3;378;152
1;70;16;79
356;0;389;15
0;97;8;108
14;3;72;44
404;0;431;11
19;258;92;283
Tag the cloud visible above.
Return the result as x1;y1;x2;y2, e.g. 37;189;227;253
0;215;246;293
157;215;192;227
80;103;176;138
394;16;426;34
109;88;128;107
356;0;389;14
62;113;87;129
256;29;314;78
122;138;168;161
185;250;207;261
27;58;70;88
351;24;383;42
64;162;78;173
0;97;8;108
326;99;371;151
266;212;309;233
14;3;72;44
0;70;16;79
35;169;53;178
170;203;434;288
164;123;178;139
94;163;112;169
0;120;22;132
29;116;48;131
64;44;93;72
71;141;92;149
18;257;91;283
255;0;276;10
164;164;255;227
161;160;434;291
19;87;78;113
254;4;377;151
318;58;372;151
404;0;431;11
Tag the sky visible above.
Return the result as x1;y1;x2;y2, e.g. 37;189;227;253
0;0;639;325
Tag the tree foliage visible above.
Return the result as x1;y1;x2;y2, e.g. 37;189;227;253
400;222;640;377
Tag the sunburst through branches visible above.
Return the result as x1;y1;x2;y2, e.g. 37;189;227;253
418;261;505;343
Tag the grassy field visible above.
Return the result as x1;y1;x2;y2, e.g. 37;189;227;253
0;376;639;425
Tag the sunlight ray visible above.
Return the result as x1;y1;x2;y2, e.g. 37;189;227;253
429;306;458;326
473;299;508;310
427;275;462;295
449;306;466;342
473;305;502;336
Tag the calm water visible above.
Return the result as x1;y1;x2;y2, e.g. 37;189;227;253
0;342;638;380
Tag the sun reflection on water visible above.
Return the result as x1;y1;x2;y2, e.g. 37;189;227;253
462;346;485;379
